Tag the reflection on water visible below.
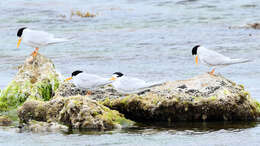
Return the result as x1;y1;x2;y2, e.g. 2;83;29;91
66;121;258;135
0;0;260;145
1;122;260;145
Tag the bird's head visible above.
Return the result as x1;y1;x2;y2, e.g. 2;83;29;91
17;27;27;48
65;70;83;81
192;45;200;65
110;72;124;81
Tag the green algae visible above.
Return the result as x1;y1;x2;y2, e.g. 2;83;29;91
239;84;245;90
36;79;53;101
98;106;133;127
208;96;217;101
0;75;60;112
0;81;28;111
253;100;260;113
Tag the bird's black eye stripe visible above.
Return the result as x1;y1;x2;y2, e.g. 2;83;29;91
17;27;27;37
72;70;83;77
192;45;200;55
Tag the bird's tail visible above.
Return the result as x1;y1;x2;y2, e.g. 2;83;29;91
147;81;165;88
228;58;252;65
49;38;69;44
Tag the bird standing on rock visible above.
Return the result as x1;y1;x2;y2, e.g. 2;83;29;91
65;70;112;95
192;45;251;75
109;72;163;94
17;27;68;57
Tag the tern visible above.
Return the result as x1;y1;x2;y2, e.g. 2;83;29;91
192;45;251;75
65;70;112;95
17;27;68;57
109;72;163;94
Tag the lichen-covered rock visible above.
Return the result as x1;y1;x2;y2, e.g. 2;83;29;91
18;96;133;130
55;82;123;100
0;54;60;111
0;115;12;126
102;74;260;122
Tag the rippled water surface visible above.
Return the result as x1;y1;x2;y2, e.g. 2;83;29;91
0;0;260;145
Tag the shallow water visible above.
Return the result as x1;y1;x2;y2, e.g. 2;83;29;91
0;0;260;145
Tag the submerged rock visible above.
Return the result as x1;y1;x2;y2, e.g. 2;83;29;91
18;96;133;130
229;22;260;30
20;120;68;133
247;23;260;29
0;54;60;111
102;74;260;122
0;115;12;126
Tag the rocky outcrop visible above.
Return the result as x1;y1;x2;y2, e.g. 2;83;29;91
102;74;260;122
18;96;133;130
0;54;60;111
2;53;259;131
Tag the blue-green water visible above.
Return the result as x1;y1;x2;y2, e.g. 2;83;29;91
0;0;260;145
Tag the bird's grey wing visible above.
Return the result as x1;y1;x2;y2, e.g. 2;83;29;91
200;49;231;66
79;74;111;88
120;77;148;91
25;30;54;46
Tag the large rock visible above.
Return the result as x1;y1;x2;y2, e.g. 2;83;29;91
18;96;133;130
102;74;260;122
0;54;60;111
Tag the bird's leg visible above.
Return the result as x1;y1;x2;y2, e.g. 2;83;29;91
34;48;39;57
209;68;215;75
31;48;39;57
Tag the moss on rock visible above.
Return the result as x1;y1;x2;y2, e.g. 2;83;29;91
102;74;260;122
0;54;60;112
18;96;133;130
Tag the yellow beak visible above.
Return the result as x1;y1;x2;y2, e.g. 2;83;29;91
109;77;116;81
65;77;72;81
195;55;198;65
17;38;22;48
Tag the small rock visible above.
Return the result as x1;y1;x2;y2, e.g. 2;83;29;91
21;120;68;133
248;23;260;29
0;116;12;126
177;84;187;89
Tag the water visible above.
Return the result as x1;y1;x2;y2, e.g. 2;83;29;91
0;0;260;145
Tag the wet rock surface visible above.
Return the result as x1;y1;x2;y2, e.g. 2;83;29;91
18;96;133;130
20;120;68;133
102;74;260;122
